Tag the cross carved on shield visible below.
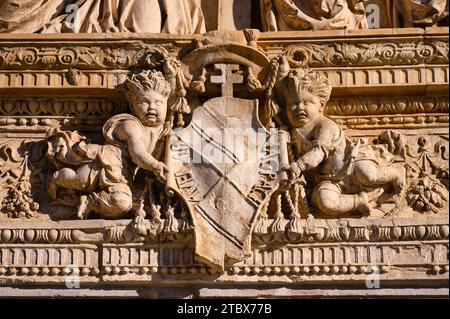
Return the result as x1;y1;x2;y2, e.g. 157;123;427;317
165;64;283;271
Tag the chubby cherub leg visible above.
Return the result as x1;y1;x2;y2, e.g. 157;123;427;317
312;182;384;216
353;160;406;193
52;165;92;193
77;185;133;220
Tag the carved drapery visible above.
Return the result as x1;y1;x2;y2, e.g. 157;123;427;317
260;0;368;31
394;0;449;26
0;0;206;34
0;0;66;33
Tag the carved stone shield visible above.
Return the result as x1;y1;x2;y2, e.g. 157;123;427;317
166;97;279;271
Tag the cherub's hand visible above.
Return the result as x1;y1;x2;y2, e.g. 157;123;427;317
289;161;303;180
153;161;169;184
311;16;347;30
327;16;349;29
279;162;303;191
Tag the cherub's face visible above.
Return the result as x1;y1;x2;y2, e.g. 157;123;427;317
132;89;168;127
285;90;324;128
47;136;68;160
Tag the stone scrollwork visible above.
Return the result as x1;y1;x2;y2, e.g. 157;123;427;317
0;44;182;71
0;39;448;72
281;40;449;68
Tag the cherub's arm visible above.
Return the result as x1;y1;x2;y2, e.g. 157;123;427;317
296;147;327;171
290;122;337;177
115;121;168;181
290;146;327;179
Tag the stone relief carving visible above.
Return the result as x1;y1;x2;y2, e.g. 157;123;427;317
0;0;206;34
45;70;173;220
395;0;449;27
2;0;447;35
165;93;281;271
0;141;39;219
0;31;448;282
0;0;447;298
261;0;368;31
0;39;448;224
264;65;406;218
280;41;449;68
2;39;447;76
404;136;449;214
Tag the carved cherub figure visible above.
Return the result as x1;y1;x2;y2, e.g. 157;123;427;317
46;70;171;219
276;69;406;217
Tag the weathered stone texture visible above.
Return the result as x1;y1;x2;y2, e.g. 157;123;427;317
0;2;448;298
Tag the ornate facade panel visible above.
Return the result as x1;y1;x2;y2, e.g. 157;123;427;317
0;3;448;298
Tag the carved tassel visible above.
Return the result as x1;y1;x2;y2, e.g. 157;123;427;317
179;203;192;232
163;205;179;234
147;181;162;223
190;68;207;94
269;193;285;233
172;74;190;128
285;190;303;235
296;179;310;217
246;67;262;92
261;57;281;128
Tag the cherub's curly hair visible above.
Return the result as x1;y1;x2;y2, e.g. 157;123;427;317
275;69;332;107
124;70;171;103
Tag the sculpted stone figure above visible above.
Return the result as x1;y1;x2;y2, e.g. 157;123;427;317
261;0;368;31
1;0;447;34
0;0;206;34
395;0;449;26
46;70;171;219
274;68;406;217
